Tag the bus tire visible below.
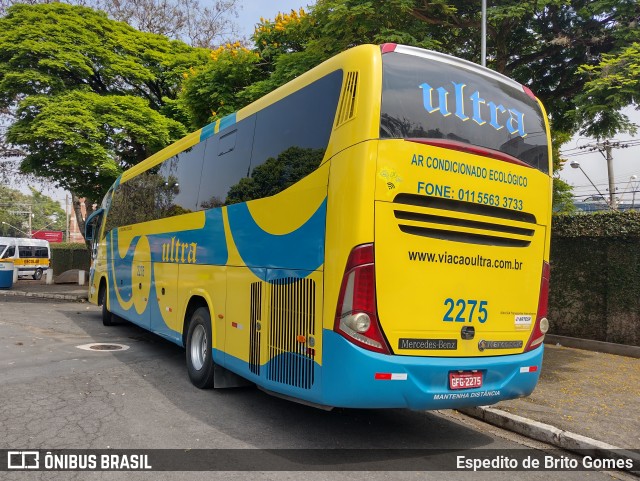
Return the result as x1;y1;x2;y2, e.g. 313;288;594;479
99;285;115;327
33;268;43;280
186;307;215;389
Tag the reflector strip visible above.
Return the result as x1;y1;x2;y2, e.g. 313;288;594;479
231;322;243;330
374;373;408;381
520;366;538;373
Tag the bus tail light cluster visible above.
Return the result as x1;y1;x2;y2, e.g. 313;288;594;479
334;244;391;354
525;261;550;352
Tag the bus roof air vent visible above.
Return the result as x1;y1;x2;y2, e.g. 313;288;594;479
335;71;359;127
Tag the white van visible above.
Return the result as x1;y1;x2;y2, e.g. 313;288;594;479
0;237;51;280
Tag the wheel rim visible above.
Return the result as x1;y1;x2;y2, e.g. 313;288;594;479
190;324;207;371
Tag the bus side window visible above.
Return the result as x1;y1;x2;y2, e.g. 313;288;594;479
157;142;206;215
249;70;342;171
197;116;256;209
18;246;34;258
104;176;156;232
224;70;342;204
218;130;237;156
35;247;48;258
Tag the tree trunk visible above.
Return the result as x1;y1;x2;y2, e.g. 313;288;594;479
71;192;96;251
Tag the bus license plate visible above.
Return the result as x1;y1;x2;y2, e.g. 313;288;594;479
449;371;483;390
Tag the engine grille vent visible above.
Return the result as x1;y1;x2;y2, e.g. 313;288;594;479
249;281;262;375
267;278;316;389
335;71;359;127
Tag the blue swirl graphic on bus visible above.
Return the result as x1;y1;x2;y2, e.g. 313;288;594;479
107;230;138;302
107;209;228;310
227;198;327;281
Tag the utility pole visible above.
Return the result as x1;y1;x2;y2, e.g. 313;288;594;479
7;202;33;236
481;0;487;67
604;141;615;208
27;203;32;237
577;140;630;209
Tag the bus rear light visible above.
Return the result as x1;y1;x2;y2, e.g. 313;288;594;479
525;262;550;352
381;43;397;54
334;244;391;355
522;85;537;100
374;372;408;381
343;312;371;333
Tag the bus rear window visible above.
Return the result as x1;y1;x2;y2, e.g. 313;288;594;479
380;51;549;173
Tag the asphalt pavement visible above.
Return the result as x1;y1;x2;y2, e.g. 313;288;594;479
1;278;639;459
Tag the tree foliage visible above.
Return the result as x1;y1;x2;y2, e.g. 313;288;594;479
177;43;262;128
0;3;208;110
577;42;640;138
179;1;441;128
0;3;206;236
8;91;185;199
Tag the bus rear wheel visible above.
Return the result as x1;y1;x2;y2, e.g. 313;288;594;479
33;268;43;280
186;307;215;389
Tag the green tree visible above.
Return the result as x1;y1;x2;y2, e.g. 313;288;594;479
0;185;29;236
576;42;640;138
163;0;637;218
245;1;440;103
177;43;263;128
9;92;185;200
179;2;441;127
29;187;66;232
0;3;207;237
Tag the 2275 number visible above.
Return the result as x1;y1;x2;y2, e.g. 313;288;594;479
443;298;488;323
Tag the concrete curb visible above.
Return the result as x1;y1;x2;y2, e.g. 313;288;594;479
545;334;640;359
459;406;640;474
0;289;87;302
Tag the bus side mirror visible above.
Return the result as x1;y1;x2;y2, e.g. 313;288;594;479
84;208;104;241
85;223;95;241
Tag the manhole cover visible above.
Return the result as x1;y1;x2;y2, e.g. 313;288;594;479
89;344;122;351
76;343;130;352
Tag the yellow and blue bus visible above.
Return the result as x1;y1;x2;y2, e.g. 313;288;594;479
86;44;552;410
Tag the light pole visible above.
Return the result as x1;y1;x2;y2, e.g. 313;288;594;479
617;174;637;208
570;161;614;210
481;0;487;67
1;221;32;238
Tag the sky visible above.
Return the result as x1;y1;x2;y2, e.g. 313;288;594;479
234;0;314;39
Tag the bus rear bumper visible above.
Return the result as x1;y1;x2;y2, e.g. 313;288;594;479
322;330;543;410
